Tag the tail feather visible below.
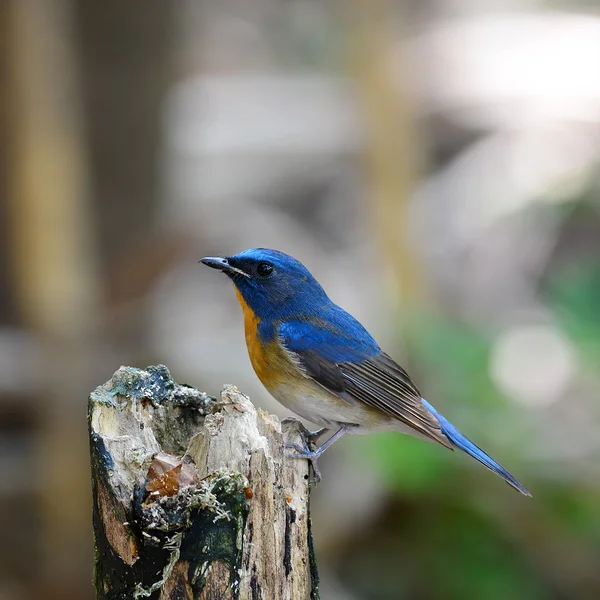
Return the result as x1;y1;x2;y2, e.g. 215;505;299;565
422;399;531;497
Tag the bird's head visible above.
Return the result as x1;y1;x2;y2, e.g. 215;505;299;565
201;248;328;318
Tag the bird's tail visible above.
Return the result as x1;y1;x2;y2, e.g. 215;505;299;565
422;399;531;496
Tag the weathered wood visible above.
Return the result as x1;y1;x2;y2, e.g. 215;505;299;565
88;365;319;600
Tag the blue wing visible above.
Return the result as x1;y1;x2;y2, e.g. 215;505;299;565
279;312;531;495
278;312;450;446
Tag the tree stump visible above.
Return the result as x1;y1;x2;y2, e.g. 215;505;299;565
88;365;319;599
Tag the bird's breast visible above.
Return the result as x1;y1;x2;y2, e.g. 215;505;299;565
233;289;398;430
234;288;296;391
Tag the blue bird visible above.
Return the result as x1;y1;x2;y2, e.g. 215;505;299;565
201;248;530;495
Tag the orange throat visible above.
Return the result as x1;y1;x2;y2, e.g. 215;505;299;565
234;287;273;386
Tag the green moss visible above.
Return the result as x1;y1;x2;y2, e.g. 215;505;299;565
92;470;250;600
90;364;215;410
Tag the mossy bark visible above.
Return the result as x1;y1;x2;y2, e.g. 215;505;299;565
88;365;319;599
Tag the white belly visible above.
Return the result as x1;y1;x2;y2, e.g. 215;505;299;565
269;377;398;433
266;378;438;446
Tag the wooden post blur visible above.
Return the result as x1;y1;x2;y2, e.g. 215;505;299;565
5;0;99;591
349;0;427;323
89;365;319;600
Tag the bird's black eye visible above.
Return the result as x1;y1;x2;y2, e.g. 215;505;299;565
256;262;273;278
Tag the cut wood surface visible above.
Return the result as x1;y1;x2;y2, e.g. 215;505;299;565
88;365;319;599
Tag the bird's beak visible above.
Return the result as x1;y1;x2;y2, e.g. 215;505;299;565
200;256;250;278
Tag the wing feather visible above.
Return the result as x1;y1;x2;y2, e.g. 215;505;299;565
278;316;451;448
338;354;451;447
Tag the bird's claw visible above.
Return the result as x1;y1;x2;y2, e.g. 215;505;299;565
283;424;349;484
284;441;323;483
284;441;307;454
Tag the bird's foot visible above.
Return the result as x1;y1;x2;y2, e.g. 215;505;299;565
284;441;324;482
281;418;328;445
284;425;351;483
281;421;328;482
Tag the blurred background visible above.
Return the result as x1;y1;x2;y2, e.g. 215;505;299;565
2;0;600;598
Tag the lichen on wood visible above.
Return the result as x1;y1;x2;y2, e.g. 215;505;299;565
88;365;319;600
